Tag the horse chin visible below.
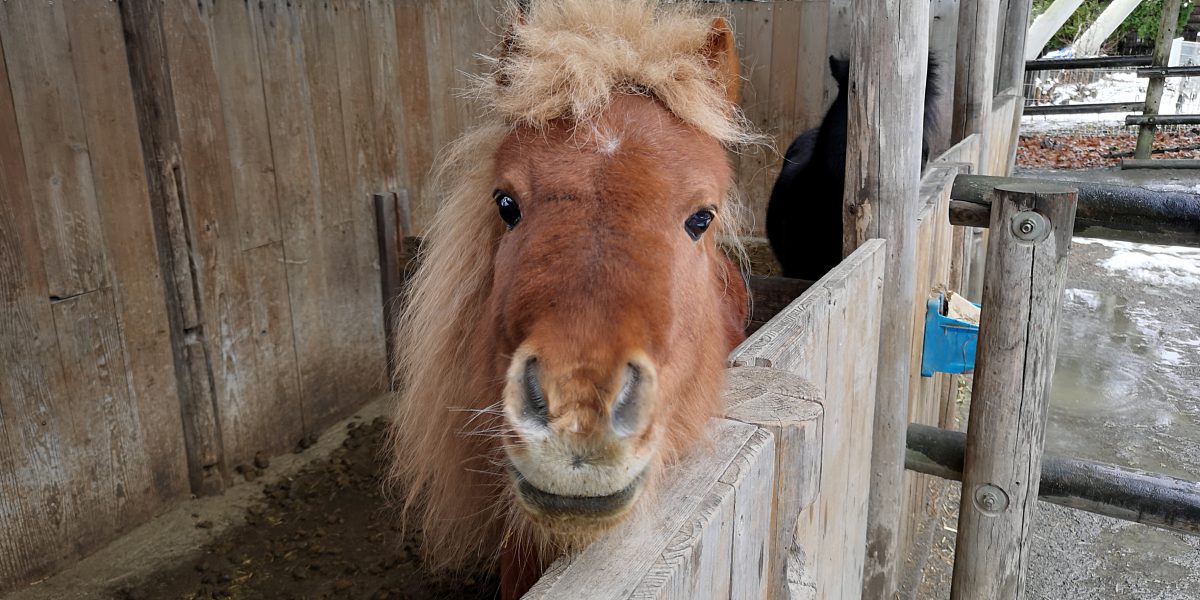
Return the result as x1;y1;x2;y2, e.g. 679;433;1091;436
509;466;647;536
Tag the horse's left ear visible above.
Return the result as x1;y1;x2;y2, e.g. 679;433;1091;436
699;17;741;106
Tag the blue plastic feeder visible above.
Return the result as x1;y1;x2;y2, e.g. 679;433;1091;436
920;293;980;377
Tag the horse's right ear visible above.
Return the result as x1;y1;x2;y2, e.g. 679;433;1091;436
699;16;741;106
828;55;851;88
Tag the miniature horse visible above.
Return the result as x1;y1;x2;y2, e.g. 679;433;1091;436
766;55;941;281
387;2;754;598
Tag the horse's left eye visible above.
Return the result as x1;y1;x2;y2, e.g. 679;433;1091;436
496;193;522;229
684;209;714;241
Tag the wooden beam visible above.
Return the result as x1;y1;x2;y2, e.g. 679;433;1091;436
1023;0;1085;60
951;0;1001;169
1135;0;1185;159
845;1;930;598
1075;0;1156;58
950;183;1077;600
907;423;1200;538
995;0;1035;94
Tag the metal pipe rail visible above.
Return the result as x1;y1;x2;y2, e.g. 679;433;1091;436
1137;65;1200;78
1125;114;1200;126
1025;55;1153;70
949;174;1200;247
1022;102;1142;115
907;423;1200;537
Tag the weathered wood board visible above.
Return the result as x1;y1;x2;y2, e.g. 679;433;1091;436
729;240;886;600
0;1;190;590
725;367;825;600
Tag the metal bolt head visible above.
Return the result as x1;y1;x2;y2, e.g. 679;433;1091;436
973;484;1010;516
1011;210;1050;242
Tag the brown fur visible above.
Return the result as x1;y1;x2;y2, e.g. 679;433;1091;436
387;0;757;590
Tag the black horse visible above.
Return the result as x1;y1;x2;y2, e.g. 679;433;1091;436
766;55;941;281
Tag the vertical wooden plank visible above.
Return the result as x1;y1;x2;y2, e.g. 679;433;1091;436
764;1;802;218
0;33;74;590
328;0;387;431
235;240;304;458
332;0;379;210
299;0;352;229
722;428;776;599
161;0;260;489
423;0;458;160
794;0;831;133
0;2;107;299
119;0;225;496
209;0;282;250
50;291;143;551
951;183;1077;600
734;2;774;233
994;0;1033;97
393;1;436;233
951;0;999;166
365;0;406;191
63;0;190;502
818;242;885;600
928;0;961;159
246;0;319;458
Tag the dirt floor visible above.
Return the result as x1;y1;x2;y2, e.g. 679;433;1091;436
116;418;497;600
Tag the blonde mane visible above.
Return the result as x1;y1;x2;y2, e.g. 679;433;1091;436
388;0;758;570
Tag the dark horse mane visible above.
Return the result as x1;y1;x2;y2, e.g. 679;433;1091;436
766;54;941;281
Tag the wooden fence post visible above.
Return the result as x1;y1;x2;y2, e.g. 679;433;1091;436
1133;0;1185;160
845;2;930;599
950;183;1077;600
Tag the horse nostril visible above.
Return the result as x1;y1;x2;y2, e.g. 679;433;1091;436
610;363;643;437
522;358;550;426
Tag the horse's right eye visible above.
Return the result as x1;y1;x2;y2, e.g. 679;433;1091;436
496;193;522;229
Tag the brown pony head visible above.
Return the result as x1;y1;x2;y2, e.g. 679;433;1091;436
389;0;756;570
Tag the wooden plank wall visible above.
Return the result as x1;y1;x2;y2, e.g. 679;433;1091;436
0;0;500;591
726;0;854;235
0;1;190;588
729;240;886;600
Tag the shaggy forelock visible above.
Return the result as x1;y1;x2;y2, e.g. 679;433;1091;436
476;0;757;147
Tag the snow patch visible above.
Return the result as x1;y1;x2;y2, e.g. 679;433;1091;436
1098;247;1200;288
